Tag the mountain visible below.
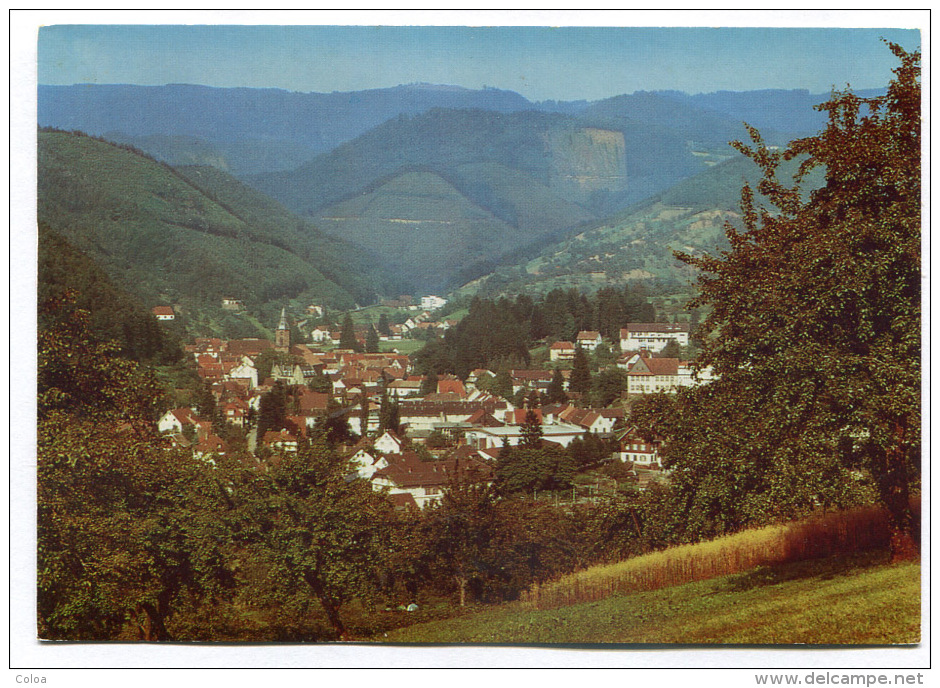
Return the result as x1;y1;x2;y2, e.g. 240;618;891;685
39;223;182;363
38;83;537;175
246;108;629;291
665;88;887;136
38;129;388;337
38;82;846;301
458;153;826;300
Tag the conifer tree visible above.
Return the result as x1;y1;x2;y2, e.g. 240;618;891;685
569;345;592;397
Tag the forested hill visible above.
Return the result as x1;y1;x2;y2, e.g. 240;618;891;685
460;152;826;299
38;223;182;364
37;130;389;337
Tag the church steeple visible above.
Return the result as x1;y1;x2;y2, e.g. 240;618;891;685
275;307;290;351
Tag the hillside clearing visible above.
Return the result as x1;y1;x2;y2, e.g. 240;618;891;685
379;552;919;645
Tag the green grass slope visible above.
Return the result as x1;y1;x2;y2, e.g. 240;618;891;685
38;130;382;336
381;552;919;645
315;170;534;292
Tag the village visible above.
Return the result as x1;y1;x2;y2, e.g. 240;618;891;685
152;296;714;510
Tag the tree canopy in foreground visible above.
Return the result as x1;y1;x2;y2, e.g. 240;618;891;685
650;44;921;558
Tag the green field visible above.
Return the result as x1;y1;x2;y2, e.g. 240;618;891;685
379;552;920;645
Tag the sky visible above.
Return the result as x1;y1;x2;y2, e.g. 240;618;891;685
35;15;923;102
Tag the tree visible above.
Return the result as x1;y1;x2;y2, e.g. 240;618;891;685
590;367;628;407
660;339;681;359
546;367;568;404
256;380;288;440
377;313;391;337
232;439;394;639
418;480;499;607
521;408;543;448
365;326;380;354
312;399;355;447
378;392;400;435
492;368;515;401
568;345;592;397
666;44;921;558
38;294;236;640
339;313;361;352
496;444;577;495
420;371;439;397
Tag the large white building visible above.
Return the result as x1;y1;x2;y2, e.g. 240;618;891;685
420;295;447;311
626;356;715;394
463;422;586;450
620;323;690;353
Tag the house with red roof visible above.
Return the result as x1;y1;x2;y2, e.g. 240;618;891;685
576;331;603;351
157;407;201;435
370;451;492;509
626;355;714;394
262;429;299;454
152;306;175;321
617;426;663;468
557;405;617;436
549;341;576;361
436;375;467;397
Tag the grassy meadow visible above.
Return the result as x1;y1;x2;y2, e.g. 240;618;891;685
378;505;921;645
380;551;919;644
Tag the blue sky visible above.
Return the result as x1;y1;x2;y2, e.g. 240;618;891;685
38;23;921;101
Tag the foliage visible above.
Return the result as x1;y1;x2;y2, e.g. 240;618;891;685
38;224;182;364
378;393;401;435
38;295;236;640
420;371;439;397
495;445;577;495
255;380;289;440
365;325;380;353
37;130;382;340
520;409;543;448
567;433;616;468
666;44;921;557
339;313;362;352
589;367;628;407
228;440;395;639
545;368;568;404
312;400;356;447
568;346;592;396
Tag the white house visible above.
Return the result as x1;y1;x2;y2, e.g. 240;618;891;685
370;451;491;509
349;449;389;480
617;427;662;467
420;295;448;311
374;430;405;455
310;325;335;344
620;323;690;353
549;341;576;362
152;306;175;321
227;359;258;389
576;331;603;351
157;407;199;434
626;356;715;394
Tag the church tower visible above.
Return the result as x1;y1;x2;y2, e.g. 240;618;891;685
275;307;291;351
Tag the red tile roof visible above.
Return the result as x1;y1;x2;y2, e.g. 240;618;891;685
373;451;493;489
